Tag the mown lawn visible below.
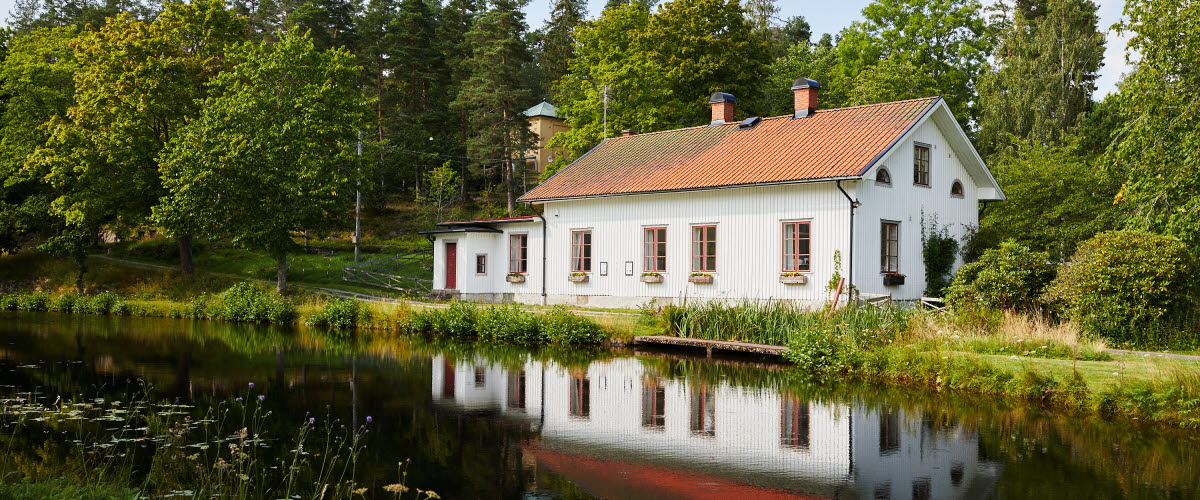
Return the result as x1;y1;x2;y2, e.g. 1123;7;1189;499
955;351;1200;391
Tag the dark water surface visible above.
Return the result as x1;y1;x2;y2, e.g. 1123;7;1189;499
1;312;1198;499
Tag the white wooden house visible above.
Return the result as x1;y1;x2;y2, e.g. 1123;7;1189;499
422;78;1004;308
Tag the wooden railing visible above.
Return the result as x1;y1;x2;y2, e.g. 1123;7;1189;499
342;251;433;294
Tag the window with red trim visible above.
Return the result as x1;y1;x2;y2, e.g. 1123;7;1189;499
570;230;592;272
782;221;811;272
913;144;931;186
881;221;900;273
643;227;666;272
508;234;528;273
691;225;716;272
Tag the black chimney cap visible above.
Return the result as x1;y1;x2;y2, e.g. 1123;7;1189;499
790;78;822;90
708;92;736;104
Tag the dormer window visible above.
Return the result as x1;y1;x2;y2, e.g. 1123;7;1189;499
876;167;892;186
950;180;964;198
913;143;931;186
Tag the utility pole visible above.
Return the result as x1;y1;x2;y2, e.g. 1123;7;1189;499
602;85;609;139
355;131;362;264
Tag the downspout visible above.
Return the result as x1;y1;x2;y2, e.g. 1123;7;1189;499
535;210;548;305
836;180;860;303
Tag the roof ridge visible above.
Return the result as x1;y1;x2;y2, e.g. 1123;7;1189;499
608;96;941;141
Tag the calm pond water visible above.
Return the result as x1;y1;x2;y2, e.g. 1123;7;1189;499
1;311;1198;499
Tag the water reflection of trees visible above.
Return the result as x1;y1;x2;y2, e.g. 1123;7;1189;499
3;312;1200;498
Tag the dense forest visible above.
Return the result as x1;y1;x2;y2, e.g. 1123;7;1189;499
0;0;1198;297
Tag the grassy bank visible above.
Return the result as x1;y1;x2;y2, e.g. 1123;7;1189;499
650;301;1200;428
0;283;613;346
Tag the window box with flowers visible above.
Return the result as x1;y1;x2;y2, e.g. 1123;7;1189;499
779;272;808;285
883;272;906;286
568;272;589;283
688;272;713;284
641;272;664;284
506;273;526;283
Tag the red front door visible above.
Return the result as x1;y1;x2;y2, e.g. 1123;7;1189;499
445;242;457;289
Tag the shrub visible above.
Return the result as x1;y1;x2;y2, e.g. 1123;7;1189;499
476;304;542;342
216;283;295;323
783;327;853;376
409;301;478;337
922;215;961;297
48;293;78;312
74;291;123;315
946;240;1056;311
1046;231;1199;346
184;294;217;319
441;301;478;337
0;294;17;310
307;298;365;329
16;293;49;311
541;306;606;344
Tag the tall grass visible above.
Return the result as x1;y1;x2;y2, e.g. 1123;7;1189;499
659;300;910;346
906;308;1110;361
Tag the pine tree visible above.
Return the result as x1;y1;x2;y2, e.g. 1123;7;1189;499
438;0;479;199
976;0;1104;157
284;0;360;51
536;0;585;98
450;0;534;215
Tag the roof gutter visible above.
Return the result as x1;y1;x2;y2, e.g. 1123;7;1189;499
535;210;548;305
521;175;862;203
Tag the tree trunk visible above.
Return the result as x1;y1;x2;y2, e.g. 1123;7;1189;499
505;157;514;215
178;234;194;274
276;253;288;293
74;254;87;293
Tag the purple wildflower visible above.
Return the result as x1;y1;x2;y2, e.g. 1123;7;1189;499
248;382;255;389
236;397;243;402
309;417;315;424
258;395;265;401
366;416;373;424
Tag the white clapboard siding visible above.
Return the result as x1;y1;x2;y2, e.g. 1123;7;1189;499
856;117;981;300
542;182;851;307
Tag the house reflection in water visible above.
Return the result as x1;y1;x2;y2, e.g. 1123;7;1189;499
430;355;1000;499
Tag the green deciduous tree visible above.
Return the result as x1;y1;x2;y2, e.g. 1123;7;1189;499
548;0;770;166
979;138;1121;260
1108;0;1200;247
419;162;461;222
976;0;1104;158
156;29;369;292
0;26;77;259
836;0;993;128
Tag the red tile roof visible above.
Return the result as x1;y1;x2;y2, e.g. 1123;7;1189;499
520;97;940;202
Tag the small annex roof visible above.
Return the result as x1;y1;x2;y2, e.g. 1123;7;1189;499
519;97;1002;202
435;216;539;227
522;101;559;119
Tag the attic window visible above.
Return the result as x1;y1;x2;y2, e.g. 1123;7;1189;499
876;168;892;186
950;180;964;198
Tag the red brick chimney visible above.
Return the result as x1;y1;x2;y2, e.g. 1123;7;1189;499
708;92;736;126
621;129;636;137
791;78;822;118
